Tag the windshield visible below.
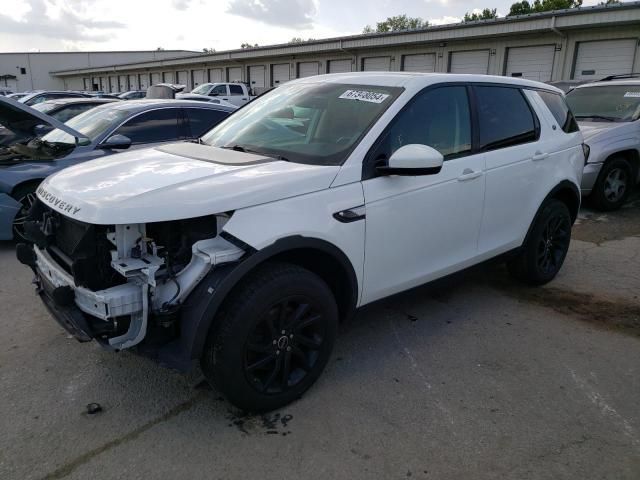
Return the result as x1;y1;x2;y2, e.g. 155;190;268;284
192;83;213;95
41;105;130;145
566;85;640;122
32;102;58;114
201;82;403;166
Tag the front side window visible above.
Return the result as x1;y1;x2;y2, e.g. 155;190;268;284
114;108;181;144
210;85;228;96
538;91;579;133
184;108;228;137
475;86;537;151
201;82;403;166
566;85;640;122
228;85;244;95
370;86;472;165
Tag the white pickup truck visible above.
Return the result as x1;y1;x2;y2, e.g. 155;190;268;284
187;82;256;107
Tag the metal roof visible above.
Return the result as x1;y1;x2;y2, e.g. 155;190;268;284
51;1;640;76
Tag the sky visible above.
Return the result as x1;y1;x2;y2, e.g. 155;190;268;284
0;0;622;53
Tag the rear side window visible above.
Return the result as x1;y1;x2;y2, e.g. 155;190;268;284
538;91;579;133
114;108;181;144
184;108;229;137
475;86;537;151
229;85;244;95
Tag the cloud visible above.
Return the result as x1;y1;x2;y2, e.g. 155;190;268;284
171;0;191;10
227;0;317;28
429;15;462;26
0;0;124;43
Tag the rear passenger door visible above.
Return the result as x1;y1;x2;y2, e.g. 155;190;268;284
474;85;544;255
361;85;486;304
111;108;183;148
183;107;229;138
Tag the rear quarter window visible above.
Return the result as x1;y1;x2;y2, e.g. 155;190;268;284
538;90;579;133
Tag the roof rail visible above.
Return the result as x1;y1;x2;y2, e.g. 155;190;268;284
599;73;640;81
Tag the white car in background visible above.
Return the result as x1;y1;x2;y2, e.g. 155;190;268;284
566;76;640;210
187;82;255;107
19;73;584;412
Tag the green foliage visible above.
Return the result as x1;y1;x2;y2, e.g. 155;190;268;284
463;8;498;21
508;0;583;16
202;48;216;53
362;14;428;34
289;37;316;43
240;42;259;49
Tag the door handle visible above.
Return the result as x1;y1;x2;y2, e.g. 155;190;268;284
532;152;549;161
457;168;483;181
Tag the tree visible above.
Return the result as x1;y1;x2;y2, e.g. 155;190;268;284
202;48;216;53
240;42;258;49
508;0;582;16
289;37;315;43
463;8;498;21
156;47;165;51
600;0;620;4
362;14;428;34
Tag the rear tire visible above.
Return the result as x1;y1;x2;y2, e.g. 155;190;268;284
591;157;633;211
507;199;572;285
200;262;338;412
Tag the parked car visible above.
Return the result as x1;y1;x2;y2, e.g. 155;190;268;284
17;73;584;412
565;77;640;210
176;93;238;108
189;82;255;106
19;90;92;106
118;90;146;100
0;88;13;96
0;98;234;240
6;93;27;100
32;97;120;124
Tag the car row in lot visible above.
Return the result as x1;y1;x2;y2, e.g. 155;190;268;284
1;71;638;412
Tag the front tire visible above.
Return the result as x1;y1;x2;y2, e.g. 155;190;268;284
11;183;39;241
591;157;633;211
507;199;572;285
200;262;338;412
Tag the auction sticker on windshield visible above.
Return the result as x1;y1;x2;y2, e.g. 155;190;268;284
624;92;640;98
339;90;390;103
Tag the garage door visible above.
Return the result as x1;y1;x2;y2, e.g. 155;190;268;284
402;53;436;72
328;59;352;73
108;76;117;92
128;75;138;90
298;62;319;78
506;45;555;82
272;63;290;86
163;71;175;84
192;69;205;87
177;71;189;88
248;66;266;89
449;50;490;74
227;67;242;82
208;68;223;83
118;75;127;91
139;74;149;90
363;56;391;71
150;72;161;86
573;39;637;80
83;78;90;91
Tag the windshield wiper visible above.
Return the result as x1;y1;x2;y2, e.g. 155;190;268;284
574;114;619;122
221;144;289;162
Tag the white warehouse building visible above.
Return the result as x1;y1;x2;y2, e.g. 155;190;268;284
23;3;640;94
0;50;199;92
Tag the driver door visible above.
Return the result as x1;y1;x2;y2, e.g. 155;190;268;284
361;85;486;304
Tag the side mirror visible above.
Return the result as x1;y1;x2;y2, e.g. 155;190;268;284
376;144;444;176
100;134;132;150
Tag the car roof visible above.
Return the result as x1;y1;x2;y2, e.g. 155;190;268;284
573;79;640;89
286;72;564;94
40;97;120;106
88;98;236;114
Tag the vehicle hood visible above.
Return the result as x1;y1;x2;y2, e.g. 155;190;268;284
38;142;341;224
578;121;620;142
0;95;85;144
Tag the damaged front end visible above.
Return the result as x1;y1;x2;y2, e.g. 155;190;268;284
17;201;245;363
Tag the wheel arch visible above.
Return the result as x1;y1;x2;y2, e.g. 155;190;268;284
177;235;359;361
10;178;43;199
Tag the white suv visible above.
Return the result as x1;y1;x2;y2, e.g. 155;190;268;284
18;73;585;412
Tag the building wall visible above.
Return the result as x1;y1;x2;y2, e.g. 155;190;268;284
0;50;198;92
54;25;639;94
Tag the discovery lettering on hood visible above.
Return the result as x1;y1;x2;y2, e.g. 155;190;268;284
37;186;81;215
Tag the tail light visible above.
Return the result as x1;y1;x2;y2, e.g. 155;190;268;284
582;143;590;165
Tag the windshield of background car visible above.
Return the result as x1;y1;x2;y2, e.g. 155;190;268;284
566;85;640;122
41;105;131;145
201;82;404;166
32;102;58;114
192;83;213;95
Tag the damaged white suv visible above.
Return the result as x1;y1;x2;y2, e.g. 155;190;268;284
18;73;585;411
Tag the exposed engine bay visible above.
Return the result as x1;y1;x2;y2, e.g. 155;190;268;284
21;202;245;350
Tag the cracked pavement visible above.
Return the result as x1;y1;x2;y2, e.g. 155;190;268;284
1;192;639;480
